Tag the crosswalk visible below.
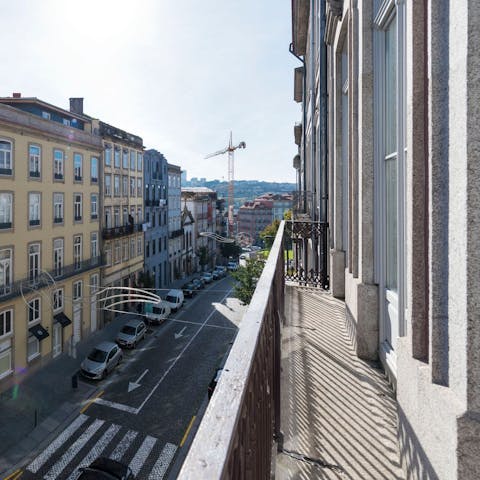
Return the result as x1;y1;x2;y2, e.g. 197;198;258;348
26;414;177;480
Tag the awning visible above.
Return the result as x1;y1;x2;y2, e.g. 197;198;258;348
29;324;49;341
54;312;72;328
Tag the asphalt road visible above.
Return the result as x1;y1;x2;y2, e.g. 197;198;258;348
18;275;244;480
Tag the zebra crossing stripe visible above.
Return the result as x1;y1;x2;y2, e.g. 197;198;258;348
27;414;89;473
149;442;177;480
109;430;138;461
66;423;121;480
129;435;156;477
44;418;105;480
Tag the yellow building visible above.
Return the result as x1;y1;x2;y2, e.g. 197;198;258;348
0;96;103;389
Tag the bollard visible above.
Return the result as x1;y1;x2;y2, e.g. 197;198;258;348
72;373;78;389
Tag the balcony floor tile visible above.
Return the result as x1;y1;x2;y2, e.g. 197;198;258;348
276;285;404;480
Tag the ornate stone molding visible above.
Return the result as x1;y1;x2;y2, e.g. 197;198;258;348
325;0;343;45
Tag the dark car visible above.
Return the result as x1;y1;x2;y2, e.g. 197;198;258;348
182;282;196;298
192;277;205;289
211;270;219;280
77;457;135;479
208;367;223;399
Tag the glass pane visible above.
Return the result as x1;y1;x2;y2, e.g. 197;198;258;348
385;17;397;156
385;156;397;291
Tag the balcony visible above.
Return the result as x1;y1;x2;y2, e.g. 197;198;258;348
102;224;142;240
178;221;402;479
169;228;183;239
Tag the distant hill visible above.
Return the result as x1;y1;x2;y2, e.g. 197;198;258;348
184;179;296;209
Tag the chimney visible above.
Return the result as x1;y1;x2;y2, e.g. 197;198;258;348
12;93;21;98
69;97;84;115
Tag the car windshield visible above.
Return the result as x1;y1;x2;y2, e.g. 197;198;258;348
166;295;176;302
121;326;136;335
88;348;108;363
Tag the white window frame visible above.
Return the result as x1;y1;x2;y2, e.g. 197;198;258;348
91;232;98;259
53;193;64;223
104;174;112;196
27;335;40;361
53;238;64;277
114;175;120;196
53;288;64;312
104;145;112;167
0;248;12;296
29;145;41;177
74;153;83;181
73;235;82;270
0;192;13;227
28;297;41;325
74;194;82;222
0;309;13;339
29;192;41;226
90;156;98;183
0;140;12;174
0;346;12;379
28;243;40;283
130;237;136;259
53;149;64;180
73;280;82;301
91;194;98;220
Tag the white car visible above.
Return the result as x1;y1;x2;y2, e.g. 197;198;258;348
201;272;213;283
227;262;238;271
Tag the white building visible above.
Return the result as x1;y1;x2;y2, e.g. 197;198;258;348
167;163;182;281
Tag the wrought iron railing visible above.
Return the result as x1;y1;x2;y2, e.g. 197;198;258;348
102;224;142;239
179;222;284;479
169;229;183;239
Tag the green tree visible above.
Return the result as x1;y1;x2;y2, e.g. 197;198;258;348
220;241;242;259
197;246;209;268
260;219;280;249
231;259;265;305
283;209;292;220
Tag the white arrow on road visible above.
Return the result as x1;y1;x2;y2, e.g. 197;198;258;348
128;369;149;393
174;327;187;340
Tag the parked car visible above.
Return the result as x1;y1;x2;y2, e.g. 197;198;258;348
208;367;223;399
211;270;219;280
214;266;227;277
227;261;238;271
164;289;184;312
191;278;204;290
182;282;196;298
201;272;213;283
115;319;147;349
77;457;135;480
145;301;171;325
81;342;122;380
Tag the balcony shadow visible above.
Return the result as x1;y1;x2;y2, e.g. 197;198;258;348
276;285;404;479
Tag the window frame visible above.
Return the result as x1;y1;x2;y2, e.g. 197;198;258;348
90;156;98;184
28;192;41;227
53;149;64;181
53;192;64;224
28;297;41;325
53;238;64;277
0;139;13;176
73;235;82;270
0;192;13;230
28;144;41;179
0;309;13;339
74;193;83;222
91;193;98;220
73;152;83;182
53;288;64;312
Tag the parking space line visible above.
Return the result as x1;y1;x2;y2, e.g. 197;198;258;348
180;416;196;447
80;390;104;414
3;469;21;480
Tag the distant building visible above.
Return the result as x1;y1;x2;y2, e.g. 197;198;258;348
168;164;182;281
256;193;293;220
237;199;274;245
181;170;187;185
181;206;195;276
143;150;169;290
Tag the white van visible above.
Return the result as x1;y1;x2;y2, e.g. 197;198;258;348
164;289;184;312
145;301;171;325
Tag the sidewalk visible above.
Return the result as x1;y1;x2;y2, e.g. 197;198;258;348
276;286;404;479
0;311;139;477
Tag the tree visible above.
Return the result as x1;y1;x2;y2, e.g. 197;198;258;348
220;241;242;259
197;246;209;268
260;219;280;249
283;209;292;220
231;259;265;305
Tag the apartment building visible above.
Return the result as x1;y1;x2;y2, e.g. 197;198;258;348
168;164;182;281
0;96;102;388
143;149;169;290
181;206;195;276
237;199;273;245
292;0;480;477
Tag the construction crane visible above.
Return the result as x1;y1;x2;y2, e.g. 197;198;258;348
205;132;246;237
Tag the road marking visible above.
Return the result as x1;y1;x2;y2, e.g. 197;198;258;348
180;416;196;447
95;397;138;413
174;326;187;339
27;414;89;473
128;368;149;392
80;390;104;414
129;435;156;477
109;430;138;461
2;469;21;480
66;423;121;480
167;317;236;330
148;443;177;479
44;418;105;479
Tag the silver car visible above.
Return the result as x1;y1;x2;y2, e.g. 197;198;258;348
81;342;123;380
115;319;147;349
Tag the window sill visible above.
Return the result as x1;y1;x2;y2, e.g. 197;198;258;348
29;220;40;227
0;369;13;381
54;174;64;181
54;218;64;224
27;353;41;363
29;171;41;178
74;216;82;222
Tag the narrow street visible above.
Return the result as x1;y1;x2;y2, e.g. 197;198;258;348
17;276;244;480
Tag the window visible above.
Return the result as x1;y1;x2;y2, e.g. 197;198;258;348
42;111;51;120
53;288;64;311
53;193;64;223
130;151;136;170
114;241;121;263
29;145;41;178
73;280;82;301
146;241;149;258
91;232;98;259
0;248;12;296
63;118;71;126
130;177;135;196
137;178;142;197
122;176;128;197
74;153;83;181
29;193;41;226
53;238;63;277
74;194;82;221
122;239;129;261
53;150;64;180
90;274;99;294
123;206;128;226
91;194;98;220
28;243;40;283
0;193;12;229
28;297;41;324
137;236;142;256
137;153;142;171
0;140;12;175
104;145;112;166
137;207;142;224
130;237;135;258
114;207;120;227
90;157;98;183
105;245;112;266
73;235;82;270
105;208;112;228
104;174;112;196
114;175;120;196
152;239;156;255
123;149;129;169
27;335;39;361
0;309;12;338
114;146;120;168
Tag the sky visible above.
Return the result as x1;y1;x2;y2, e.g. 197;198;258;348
1;0;301;183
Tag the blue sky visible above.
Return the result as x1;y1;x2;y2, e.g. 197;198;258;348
2;0;301;182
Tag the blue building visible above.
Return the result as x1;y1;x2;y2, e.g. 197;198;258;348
143;149;169;291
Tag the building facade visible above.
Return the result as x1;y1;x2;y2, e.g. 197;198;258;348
0;96;102;389
181;206;195;276
237;199;273;245
168;164;182;282
292;0;480;478
143;149;169;291
256;193;293;221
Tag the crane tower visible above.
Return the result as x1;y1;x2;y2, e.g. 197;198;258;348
205;132;246;237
